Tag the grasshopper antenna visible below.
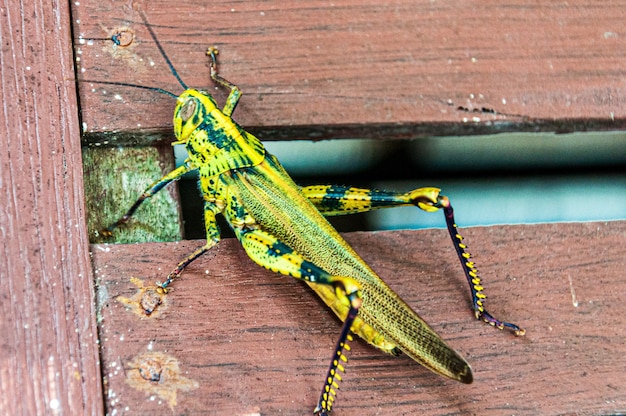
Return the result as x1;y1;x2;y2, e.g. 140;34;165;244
80;10;188;99
79;80;179;98
137;9;188;91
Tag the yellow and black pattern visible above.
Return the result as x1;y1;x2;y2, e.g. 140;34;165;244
173;90;266;178
102;11;524;415
438;196;525;336
102;161;196;236
301;185;443;216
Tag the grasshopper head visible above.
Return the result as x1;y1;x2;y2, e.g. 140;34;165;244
173;89;219;144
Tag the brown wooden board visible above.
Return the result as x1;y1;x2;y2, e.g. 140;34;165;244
74;0;626;144
0;0;103;414
3;0;624;413
93;221;626;415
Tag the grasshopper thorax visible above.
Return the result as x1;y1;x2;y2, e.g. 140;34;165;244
172;88;266;176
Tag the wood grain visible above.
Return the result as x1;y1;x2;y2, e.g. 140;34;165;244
93;221;626;415
0;0;103;414
74;0;626;144
2;0;623;414
83;145;183;244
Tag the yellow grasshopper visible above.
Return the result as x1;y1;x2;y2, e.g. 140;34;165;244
98;11;524;415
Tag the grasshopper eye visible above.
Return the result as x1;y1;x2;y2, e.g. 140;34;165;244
179;98;197;122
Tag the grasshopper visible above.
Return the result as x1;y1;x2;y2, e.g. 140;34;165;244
97;11;524;415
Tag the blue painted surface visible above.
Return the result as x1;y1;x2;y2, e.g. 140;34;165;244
175;131;626;229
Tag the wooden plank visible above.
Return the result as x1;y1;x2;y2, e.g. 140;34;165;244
83;146;183;243
92;221;626;415
74;0;626;144
0;0;103;414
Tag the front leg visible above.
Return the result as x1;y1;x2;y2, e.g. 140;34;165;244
301;184;525;336
102;160;195;236
206;46;242;117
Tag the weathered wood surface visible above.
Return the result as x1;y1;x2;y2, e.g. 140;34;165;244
83;145;183;244
74;0;626;144
1;0;623;414
92;221;626;415
0;0;103;414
